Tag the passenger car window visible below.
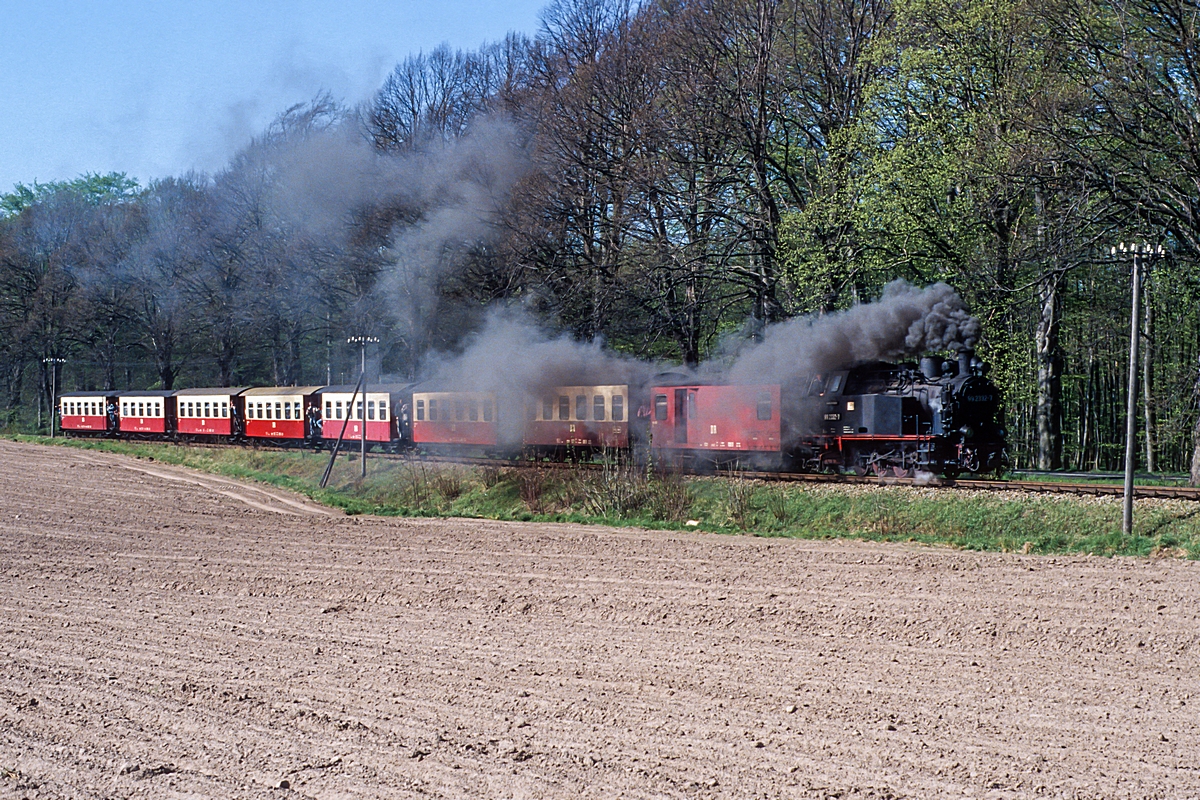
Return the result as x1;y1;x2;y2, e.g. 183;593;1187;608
482;400;491;422
469;400;478;421
654;395;668;421
756;392;772;421
416;399;425;420
593;395;605;421
576;395;588;420
429;399;438;420
559;396;569;421
543;398;553;420
612;395;624;421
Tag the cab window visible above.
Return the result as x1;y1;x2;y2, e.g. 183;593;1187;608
654;395;668;421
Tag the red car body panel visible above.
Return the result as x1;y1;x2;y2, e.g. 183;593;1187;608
650;384;781;453
523;420;628;448
322;419;393;442
244;418;306;439
177;417;233;436
60;414;109;432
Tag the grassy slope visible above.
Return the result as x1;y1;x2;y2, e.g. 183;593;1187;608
10;434;1200;559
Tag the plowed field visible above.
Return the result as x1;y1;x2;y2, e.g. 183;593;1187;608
1;439;1198;799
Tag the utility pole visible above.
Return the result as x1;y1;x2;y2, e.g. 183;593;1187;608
43;357;66;438
1113;242;1163;536
347;336;379;478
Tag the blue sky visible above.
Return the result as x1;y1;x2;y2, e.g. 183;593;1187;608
0;0;548;193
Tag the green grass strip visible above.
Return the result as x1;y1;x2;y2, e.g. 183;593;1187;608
8;434;1199;559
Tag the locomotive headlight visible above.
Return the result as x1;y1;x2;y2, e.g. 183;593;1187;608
997;427;1006;438
961;426;975;439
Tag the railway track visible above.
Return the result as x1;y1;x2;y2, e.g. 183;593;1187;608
85;436;1200;502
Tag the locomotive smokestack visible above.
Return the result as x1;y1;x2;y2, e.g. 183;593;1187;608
957;348;974;377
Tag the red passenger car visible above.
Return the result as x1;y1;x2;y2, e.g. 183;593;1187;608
318;384;412;447
58;391;115;434
174;388;244;438
241;387;321;441
649;383;782;465
117;391;174;435
522;384;629;453
411;391;498;447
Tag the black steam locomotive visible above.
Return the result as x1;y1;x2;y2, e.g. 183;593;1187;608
788;348;1007;477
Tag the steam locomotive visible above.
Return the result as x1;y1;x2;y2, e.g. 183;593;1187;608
57;349;1006;478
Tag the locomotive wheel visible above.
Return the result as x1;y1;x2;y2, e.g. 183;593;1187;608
941;466;961;480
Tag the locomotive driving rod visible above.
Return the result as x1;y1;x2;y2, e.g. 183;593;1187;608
319;374;364;489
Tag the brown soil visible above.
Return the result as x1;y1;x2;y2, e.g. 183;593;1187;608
1;439;1198;799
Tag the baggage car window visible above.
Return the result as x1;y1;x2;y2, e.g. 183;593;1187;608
594;395;605;421
576;395;588;420
757;392;772;421
416;399;425;420
654;395;667;421
559;396;569;421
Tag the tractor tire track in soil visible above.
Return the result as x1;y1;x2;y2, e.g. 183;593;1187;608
0;439;1198;798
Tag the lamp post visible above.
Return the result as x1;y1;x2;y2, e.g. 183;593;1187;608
347;336;379;478
42;357;67;438
1112;242;1164;535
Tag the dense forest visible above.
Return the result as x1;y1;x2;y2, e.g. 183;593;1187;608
3;0;1200;477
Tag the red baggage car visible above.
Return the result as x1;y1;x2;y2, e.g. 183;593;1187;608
649;383;782;464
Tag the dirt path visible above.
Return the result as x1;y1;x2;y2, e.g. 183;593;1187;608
0;439;1198;799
